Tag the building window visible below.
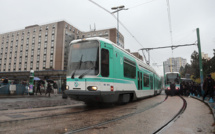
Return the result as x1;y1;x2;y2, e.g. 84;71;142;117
50;61;53;67
25;51;28;56
37;49;40;55
20;46;23;51
25;57;28;62
36;62;39;68
26;44;29;50
43;55;46;61
45;36;48;42
50;55;53;60
37;55;40;61
38;43;41;49
51;48;54;54
51;42;54;47
30;62;33;68
44;49;47;54
44;43;47;48
51;35;54;40
31;57;33;62
43;62;46;68
31;51;34;56
19;57;22;63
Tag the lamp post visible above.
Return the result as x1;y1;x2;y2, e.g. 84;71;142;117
111;5;128;46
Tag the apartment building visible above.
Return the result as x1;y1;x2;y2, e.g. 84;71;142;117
163;57;187;73
0;21;124;80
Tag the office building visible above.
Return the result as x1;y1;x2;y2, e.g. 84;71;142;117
163;57;187;73
0;21;124;81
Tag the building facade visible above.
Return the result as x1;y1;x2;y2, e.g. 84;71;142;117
163;57;187;73
0;21;124;81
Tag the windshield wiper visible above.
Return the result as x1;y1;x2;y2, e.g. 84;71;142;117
71;54;83;79
79;66;95;79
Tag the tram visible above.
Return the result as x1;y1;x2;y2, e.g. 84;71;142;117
65;37;162;104
164;72;181;95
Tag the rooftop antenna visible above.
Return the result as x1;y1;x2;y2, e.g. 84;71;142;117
94;23;96;31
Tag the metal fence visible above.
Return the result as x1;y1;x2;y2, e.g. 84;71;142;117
0;84;27;95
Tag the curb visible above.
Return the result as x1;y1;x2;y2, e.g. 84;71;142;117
190;96;215;122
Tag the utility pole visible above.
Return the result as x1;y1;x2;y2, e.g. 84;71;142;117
196;28;204;91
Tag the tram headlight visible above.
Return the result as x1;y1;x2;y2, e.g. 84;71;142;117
66;85;69;90
87;86;97;91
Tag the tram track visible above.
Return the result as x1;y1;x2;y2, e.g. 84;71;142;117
65;95;169;134
153;95;187;134
0;105;94;124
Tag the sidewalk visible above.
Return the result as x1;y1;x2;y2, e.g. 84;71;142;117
0;94;82;110
190;95;215;122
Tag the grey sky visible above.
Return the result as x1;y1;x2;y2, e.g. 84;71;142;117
0;0;214;75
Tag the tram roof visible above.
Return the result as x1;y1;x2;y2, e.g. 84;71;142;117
69;37;159;77
165;72;180;75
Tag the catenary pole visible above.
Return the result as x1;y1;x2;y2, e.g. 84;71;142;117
196;28;204;91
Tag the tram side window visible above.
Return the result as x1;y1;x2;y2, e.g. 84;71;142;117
144;74;149;87
150;76;153;89
101;49;109;77
124;58;136;79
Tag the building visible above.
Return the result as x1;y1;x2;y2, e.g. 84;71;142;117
163;57;187;73
0;21;124;82
201;52;210;61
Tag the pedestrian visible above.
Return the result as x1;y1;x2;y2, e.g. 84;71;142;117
36;82;42;95
53;81;58;96
3;77;8;85
45;82;52;97
203;74;215;101
170;82;176;96
61;81;67;99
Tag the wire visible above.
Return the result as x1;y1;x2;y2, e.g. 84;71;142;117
128;0;158;9
88;0;144;47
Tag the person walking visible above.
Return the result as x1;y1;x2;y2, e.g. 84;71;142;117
53;81;58;96
45;82;52;97
203;74;215;101
36;82;42;95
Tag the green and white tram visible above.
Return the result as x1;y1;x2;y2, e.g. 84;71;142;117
65;37;162;104
164;72;181;95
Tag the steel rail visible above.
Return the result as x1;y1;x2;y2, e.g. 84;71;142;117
66;95;168;134
153;96;187;134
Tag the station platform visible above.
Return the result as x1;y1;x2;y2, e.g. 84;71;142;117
190;95;215;122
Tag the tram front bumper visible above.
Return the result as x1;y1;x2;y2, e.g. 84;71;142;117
64;90;119;103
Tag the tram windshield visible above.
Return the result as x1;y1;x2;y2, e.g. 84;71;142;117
166;73;180;84
67;40;99;77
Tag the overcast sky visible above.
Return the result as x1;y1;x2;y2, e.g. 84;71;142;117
0;0;214;75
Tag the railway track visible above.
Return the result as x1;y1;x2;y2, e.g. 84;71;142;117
65;95;169;134
153;95;187;134
0;104;93;124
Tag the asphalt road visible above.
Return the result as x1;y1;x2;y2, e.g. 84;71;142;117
0;94;214;134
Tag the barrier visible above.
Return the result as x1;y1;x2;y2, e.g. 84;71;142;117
0;85;10;95
0;84;26;95
16;84;26;95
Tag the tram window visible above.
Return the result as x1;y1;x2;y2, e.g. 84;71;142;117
144;74;149;87
123;58;136;79
140;72;142;89
138;72;140;90
150;76;153;89
101;49;109;77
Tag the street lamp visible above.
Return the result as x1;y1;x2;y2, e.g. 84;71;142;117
111;5;128;46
